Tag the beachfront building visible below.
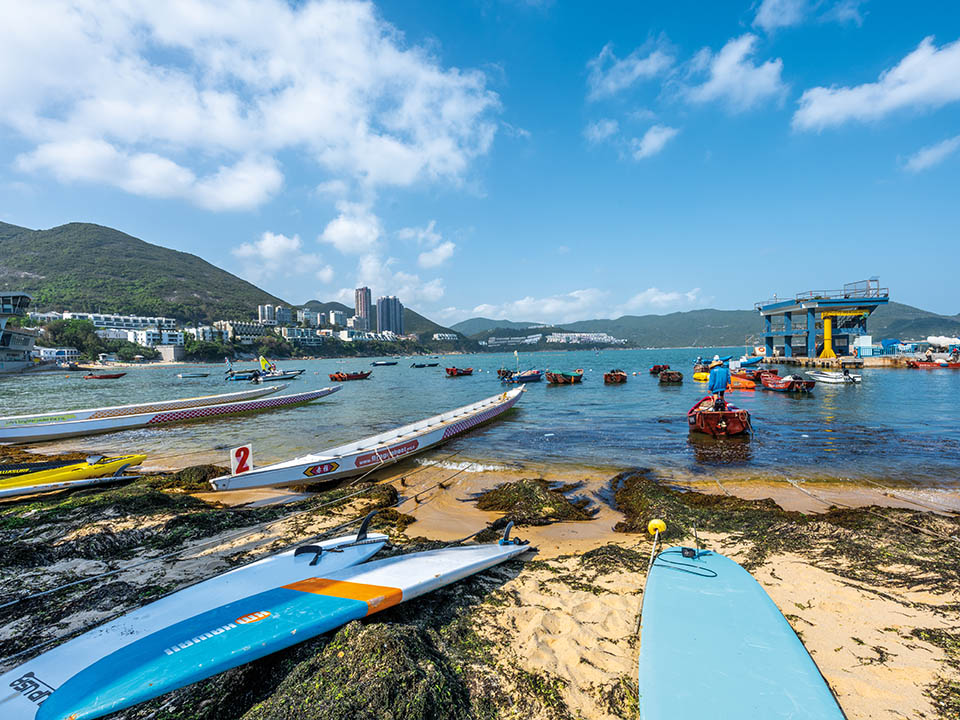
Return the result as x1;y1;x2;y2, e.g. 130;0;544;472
127;329;185;347
60;312;177;330
376;296;404;334
36;346;80;362
355;286;372;323
1;293;38;373
280;327;324;346
95;328;130;340
433;333;459;341
487;334;543;347
184;326;225;343
28;310;64;324
756;278;890;358
275;306;293;325
545;332;626;345
214;320;267;345
328;310;346;326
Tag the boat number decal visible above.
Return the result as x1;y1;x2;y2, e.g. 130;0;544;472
8;671;55;705
303;462;340;477
162;611;271;656
355;440;419;468
231;445;253;475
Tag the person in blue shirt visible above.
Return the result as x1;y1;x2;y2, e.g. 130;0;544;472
707;355;731;409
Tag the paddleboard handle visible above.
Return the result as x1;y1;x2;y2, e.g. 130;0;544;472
294;545;325;566
357;510;379;541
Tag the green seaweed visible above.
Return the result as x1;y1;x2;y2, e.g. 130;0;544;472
475;478;596;527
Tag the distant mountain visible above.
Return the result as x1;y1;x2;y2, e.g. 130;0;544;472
867;302;960;339
0;221;284;323
301;299;462;338
451;317;542;336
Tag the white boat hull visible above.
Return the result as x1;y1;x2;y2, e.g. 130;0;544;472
0;387;339;444
0;385;281;429
211;387;525;491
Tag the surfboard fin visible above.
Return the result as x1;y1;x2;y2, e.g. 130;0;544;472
357;510;379;541
499;521;529;546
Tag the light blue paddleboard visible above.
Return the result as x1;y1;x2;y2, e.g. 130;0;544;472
638;546;846;719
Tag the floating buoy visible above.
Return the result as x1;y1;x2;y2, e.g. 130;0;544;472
648;518;666;536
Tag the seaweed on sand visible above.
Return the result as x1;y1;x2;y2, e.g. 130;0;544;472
475;478;597;527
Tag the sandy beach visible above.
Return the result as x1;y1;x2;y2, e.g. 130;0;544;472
1;448;958;720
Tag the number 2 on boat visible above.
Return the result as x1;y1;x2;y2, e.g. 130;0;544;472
231;444;253;475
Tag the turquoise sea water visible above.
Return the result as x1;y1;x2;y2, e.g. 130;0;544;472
3;348;959;486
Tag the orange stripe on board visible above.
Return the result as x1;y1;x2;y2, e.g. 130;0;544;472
283;578;402;616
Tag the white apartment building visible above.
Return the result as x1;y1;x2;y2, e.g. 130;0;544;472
127;329;185;347
214;321;267;345
545;332;626;345
328;310;346;326
432;333;459;341
297;309;321;327
184;326;225;343
36;347;80;362
348;315;370;330
95;328;130;340
280;327;324;346
487;334;543;347
62;312;177;330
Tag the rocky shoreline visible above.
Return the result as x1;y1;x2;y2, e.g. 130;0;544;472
0;452;957;719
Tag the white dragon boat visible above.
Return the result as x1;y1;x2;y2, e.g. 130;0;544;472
210;386;525;491
0;387;338;444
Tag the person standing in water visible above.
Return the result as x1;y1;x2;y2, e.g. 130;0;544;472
707;355;730;410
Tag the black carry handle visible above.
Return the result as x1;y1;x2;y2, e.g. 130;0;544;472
294;545;324;566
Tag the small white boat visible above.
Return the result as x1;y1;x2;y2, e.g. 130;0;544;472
211;386;526;491
176;372;210;378
0;385;281;431
257;369;304;382
0;387;339;444
805;370;862;384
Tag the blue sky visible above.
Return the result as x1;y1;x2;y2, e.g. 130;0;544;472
1;0;958;322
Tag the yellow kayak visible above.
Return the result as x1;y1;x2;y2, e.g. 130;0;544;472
693;372;710;382
0;454;146;497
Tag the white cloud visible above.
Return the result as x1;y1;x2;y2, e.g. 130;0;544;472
584;119;619;144
397;220;442;245
686;34;786;111
587;42;673;101
2;0;500;209
904;134;960;172
316;265;335;284
333;252;447;307
631;125;679;160
232;231;322;282
753;0;808;32
472;289;608;324
418;241;456;268
319;202;382;254
620;287;703;313
793;36;960;131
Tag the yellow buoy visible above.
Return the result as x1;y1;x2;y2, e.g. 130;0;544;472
647;518;666;536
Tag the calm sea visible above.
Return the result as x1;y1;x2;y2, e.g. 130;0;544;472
4;348;959;487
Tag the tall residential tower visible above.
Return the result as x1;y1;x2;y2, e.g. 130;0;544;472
376;296;404;335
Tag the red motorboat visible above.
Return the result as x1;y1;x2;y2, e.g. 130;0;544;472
659;370;683;384
446;367;473;377
83;373;127;380
733;367;778;383
687;396;752;437
546;369;584;384
650;364;670;375
907;360;960;369
329;371;372;381
604;369;628;384
761;373;815;392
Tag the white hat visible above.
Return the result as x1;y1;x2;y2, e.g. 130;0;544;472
712;355;720;362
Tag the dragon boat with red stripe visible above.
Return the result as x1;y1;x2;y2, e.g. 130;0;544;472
0;387;337;444
210;386;526;491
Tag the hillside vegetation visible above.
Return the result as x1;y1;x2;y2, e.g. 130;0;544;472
0;221;284;323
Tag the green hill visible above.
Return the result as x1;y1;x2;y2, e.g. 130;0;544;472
0;221;283;323
450;317;542;336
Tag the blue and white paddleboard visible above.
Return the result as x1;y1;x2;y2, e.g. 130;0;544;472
638;546;846;719
2;532;529;720
0;525;388;720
